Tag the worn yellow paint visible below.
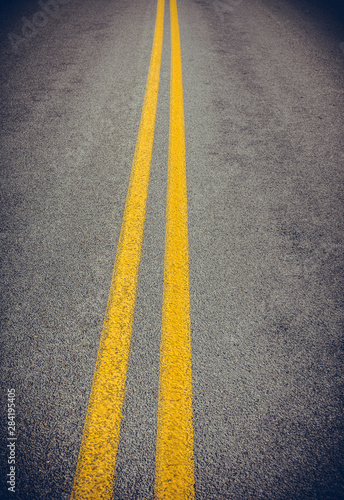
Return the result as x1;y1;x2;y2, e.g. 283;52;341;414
70;0;164;497
154;0;195;498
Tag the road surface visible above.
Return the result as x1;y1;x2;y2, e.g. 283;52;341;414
0;0;344;498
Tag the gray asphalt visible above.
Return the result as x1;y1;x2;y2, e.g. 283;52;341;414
1;0;344;498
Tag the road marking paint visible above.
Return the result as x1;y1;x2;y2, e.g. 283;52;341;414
70;0;164;497
154;0;195;497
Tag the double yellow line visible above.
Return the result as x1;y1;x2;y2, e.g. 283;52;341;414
70;0;194;498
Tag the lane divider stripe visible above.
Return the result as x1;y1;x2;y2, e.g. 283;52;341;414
154;0;195;497
70;0;164;496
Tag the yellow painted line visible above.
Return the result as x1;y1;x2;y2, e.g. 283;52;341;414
154;0;195;497
70;0;164;497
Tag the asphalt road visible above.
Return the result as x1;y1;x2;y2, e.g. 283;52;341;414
1;0;344;498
